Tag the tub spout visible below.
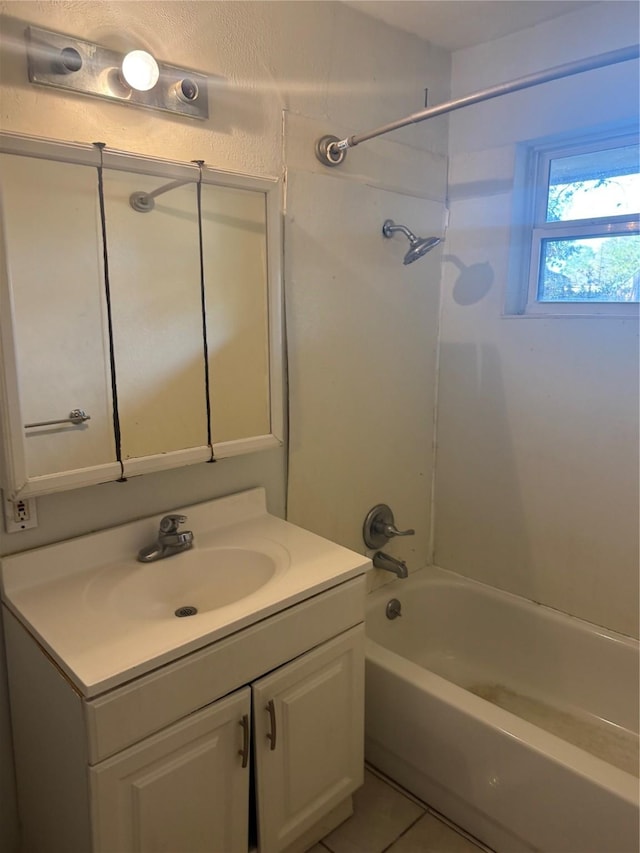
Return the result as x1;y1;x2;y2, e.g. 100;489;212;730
373;551;408;579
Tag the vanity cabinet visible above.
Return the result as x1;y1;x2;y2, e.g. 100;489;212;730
3;576;365;853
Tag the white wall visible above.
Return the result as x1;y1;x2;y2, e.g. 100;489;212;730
0;2;449;848
435;1;639;638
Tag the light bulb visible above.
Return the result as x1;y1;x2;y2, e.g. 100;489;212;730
121;50;159;92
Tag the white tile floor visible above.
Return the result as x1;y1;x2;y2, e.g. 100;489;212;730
308;767;493;853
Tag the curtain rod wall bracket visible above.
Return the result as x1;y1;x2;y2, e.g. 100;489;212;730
315;134;349;167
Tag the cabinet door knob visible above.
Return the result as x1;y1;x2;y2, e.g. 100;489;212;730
238;714;250;768
265;700;277;750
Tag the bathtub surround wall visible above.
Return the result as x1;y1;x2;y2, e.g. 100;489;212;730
0;2;449;849
435;1;640;638
285;131;447;572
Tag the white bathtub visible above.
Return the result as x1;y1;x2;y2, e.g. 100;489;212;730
365;566;639;853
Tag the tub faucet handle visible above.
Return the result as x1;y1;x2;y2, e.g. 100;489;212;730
363;504;415;549
383;521;415;538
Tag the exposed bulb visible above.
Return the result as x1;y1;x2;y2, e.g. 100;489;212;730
121;50;159;92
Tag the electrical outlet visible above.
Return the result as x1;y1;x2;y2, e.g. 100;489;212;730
3;494;38;533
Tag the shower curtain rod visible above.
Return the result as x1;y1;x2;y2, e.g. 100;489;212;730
315;44;640;167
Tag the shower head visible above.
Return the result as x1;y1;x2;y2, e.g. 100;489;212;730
403;235;442;265
382;219;442;265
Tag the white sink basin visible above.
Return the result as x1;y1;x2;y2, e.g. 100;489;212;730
114;547;279;620
1;487;370;696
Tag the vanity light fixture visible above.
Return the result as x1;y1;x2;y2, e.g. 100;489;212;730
26;26;208;120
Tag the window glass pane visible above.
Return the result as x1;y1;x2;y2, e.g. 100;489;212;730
546;144;640;222
538;233;640;302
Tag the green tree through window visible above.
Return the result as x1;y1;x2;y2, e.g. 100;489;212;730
537;149;640;303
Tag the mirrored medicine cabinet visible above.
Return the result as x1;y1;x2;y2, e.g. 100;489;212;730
0;133;283;499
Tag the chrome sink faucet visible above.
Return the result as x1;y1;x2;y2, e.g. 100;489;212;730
373;551;408;579
137;514;194;563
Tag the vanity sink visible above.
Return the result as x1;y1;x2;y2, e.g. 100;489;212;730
1;487;370;696
113;547;281;620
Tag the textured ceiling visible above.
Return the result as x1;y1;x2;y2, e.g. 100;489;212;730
342;1;599;50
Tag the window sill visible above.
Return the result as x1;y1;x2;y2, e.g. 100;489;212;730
502;308;639;319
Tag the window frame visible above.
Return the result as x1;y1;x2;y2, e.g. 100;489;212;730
507;127;640;317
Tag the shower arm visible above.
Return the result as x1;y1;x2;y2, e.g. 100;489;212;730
143;179;192;201
129;178;193;212
382;221;416;242
315;44;640;166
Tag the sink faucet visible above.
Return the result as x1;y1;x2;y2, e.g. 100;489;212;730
137;514;194;563
373;551;408;579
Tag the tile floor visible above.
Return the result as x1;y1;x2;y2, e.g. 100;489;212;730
308;767;493;853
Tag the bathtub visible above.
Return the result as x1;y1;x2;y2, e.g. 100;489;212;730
365;566;639;853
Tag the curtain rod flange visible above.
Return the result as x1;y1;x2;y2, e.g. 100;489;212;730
315;135;348;167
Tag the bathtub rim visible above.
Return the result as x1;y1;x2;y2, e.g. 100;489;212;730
367;564;639;647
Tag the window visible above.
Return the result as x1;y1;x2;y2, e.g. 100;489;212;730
508;129;640;316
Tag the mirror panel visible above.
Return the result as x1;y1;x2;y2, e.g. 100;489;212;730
0;153;116;478
201;183;270;443
0;134;283;498
103;169;208;459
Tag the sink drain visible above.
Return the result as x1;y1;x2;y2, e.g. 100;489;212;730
175;605;198;618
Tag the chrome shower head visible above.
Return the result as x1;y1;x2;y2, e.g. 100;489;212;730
382;219;442;265
403;235;442;265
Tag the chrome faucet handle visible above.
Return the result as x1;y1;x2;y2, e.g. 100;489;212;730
137;514;193;562
379;521;415;539
159;514;187;535
363;504;415;549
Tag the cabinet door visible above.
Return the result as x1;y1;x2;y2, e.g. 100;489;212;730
90;687;251;853
253;625;364;853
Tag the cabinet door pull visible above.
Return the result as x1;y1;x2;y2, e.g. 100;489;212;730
238;714;250;768
265;700;277;750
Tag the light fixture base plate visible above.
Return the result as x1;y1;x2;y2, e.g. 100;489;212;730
26;26;209;121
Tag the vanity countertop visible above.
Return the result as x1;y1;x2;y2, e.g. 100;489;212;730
0;488;370;698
